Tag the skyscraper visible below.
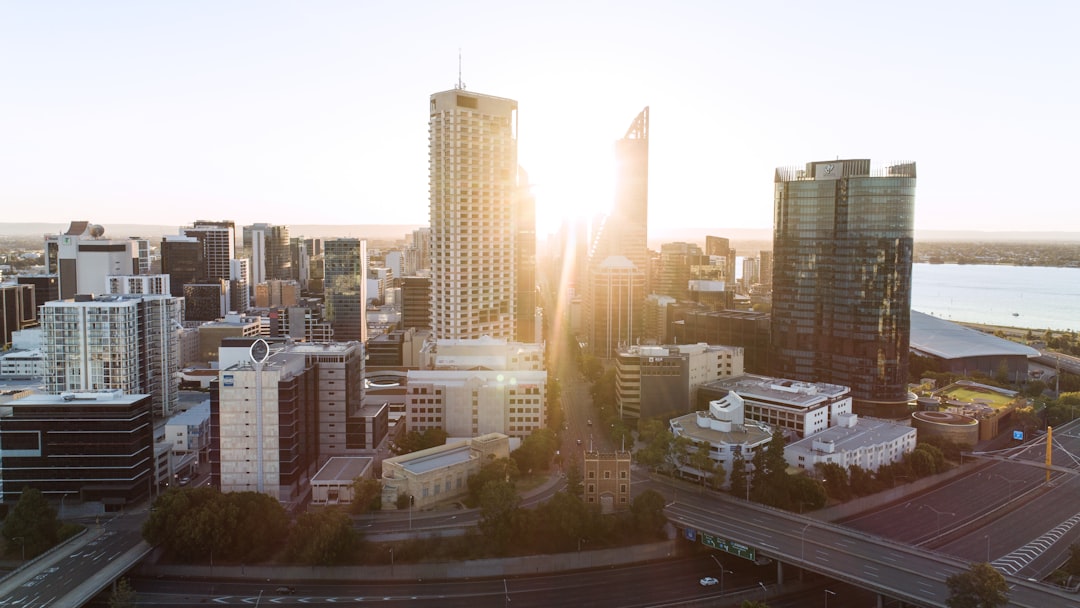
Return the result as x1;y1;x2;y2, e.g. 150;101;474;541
585;107;650;356
515;167;537;343
428;87;518;340
323;238;368;342
770;159;916;411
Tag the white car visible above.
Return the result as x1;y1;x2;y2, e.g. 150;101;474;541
700;576;718;586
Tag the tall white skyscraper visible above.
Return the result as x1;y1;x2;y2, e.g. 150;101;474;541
428;87;518;340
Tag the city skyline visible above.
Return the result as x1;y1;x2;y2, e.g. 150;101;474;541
2;2;1079;235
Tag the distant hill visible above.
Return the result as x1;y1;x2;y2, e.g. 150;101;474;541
0;223;426;242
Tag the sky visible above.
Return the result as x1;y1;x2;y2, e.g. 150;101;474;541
2;1;1079;237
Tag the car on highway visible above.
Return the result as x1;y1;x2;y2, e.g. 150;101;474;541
576;439;582;445
178;477;191;486
699;577;718;586
275;586;295;595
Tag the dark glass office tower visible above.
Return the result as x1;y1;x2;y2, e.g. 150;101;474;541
770;159;916;411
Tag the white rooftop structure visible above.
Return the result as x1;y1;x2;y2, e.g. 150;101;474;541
909;311;1040;360
785;413;917;472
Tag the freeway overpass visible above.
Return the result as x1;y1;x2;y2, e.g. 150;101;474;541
664;493;1080;608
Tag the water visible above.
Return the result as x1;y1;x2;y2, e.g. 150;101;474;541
911;263;1080;332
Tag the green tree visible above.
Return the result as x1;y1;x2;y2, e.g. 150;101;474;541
108;578;137;608
2;488;59;558
818;462;851;501
630;489;668;538
729;450;748;500
477;480;521;555
565;458;584;498
945;562;1009;608
511;428;559;473
393;428;449;455
687;441;724;490
466;457;520;506
349;478;383;514
788;475;827;512
286;508;359;566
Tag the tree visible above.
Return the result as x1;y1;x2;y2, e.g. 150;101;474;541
788;475;827;512
108;578;137;608
565;458;584;498
945;562;1009;608
477;479;521;555
349;478;383;514
466;458;520;506
729;450;748;500
630;489;667;538
286;508;359;566
2;488;59;558
393;428;449;455
818;462;851;501
511;428;558;473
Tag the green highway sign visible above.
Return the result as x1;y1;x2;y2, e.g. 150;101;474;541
699;532;756;561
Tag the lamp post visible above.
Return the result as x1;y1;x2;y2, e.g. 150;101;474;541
995;474;1026;502
709;554;733;594
919;504;956;535
825;588;836;607
578;537;587;552
801;522;812;562
758;581;767;603
389;548;394;576
255;590;263;607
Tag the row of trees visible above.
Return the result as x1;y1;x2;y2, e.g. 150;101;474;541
2;488;80;559
142;487;362;566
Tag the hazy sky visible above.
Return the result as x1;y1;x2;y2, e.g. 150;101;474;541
2;1;1078;236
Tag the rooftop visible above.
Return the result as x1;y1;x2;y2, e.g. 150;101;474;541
703;374;849;409
790;416;915;453
909;311;1040;360
313;456;374;483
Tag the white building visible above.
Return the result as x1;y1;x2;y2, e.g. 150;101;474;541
668;391;773;485
106;274;171;296
406;369;546;439
421;336;544;371
44;221;140;299
40;294;182;418
698;374;852;438
381;433;510;509
0;349;45;379
429;88;518;340
785;413;917;473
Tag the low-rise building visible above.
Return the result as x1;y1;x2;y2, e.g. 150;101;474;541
697;374;852;438
669;391;773;487
583;449;632;513
311;456;375;505
381;433;510;510
785;413;917;473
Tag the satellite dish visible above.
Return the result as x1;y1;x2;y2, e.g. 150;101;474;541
89;224;105;237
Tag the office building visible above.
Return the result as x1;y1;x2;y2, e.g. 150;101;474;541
17;275;59;304
323;238;368;342
41;294;182;418
286;341;370;455
704;236;737;288
106;274;171;296
429;87;518;340
516;168;538;343
615;343;744;421
585;108;650;356
785;413;917;473
213;346;317;503
229;258;250;313
668;391;774;487
671;307;772;374
0;390;154;509
160;234;205;298
401;276;432;331
697;374;852;438
243;223;292;284
0;283;37;350
771;159;916;410
586;255;646;358
44;221;140;299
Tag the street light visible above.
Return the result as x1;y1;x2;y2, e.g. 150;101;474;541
985;534;991;562
919;504;956;535
994;474;1026;502
758;581;767;603
578;537;587;552
255;590;263;607
825;589;837;607
801;522;812;562
389;548;394;575
709;554;733;594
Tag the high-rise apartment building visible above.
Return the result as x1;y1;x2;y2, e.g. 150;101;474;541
41;294;182;417
428;88;518;340
516;168;537;343
323;238;368;342
770;159;916;410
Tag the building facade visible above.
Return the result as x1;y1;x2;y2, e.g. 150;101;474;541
697;374;852;439
428;88;518;340
40;294;182;418
785;413;917;473
771;159;916;410
615;343;744;421
323;238;368;342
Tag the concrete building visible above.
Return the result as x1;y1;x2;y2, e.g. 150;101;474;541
697;374;852;439
668;391;773;487
405;368;546;439
324;238;368;342
381;433;510;510
105;274;171;296
671;307;772;375
429;88;519;340
0;390;154;510
516;167;538;343
196;313;261;363
311;456;375;505
44;221;140;299
0;349;44;379
420;336;544;372
254;280;301;308
213;345;317;504
785;413;917;473
586;255;646;359
615;343;744;421
40;294;182;418
17;275;59;305
286;341;371;455
0;283;37;350
401;276;431;331
243;223;292;285
583;448;632;513
771;159;916;412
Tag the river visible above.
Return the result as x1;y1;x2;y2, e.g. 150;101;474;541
911;263;1080;332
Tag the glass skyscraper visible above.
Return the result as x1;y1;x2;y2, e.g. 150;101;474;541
770;159;916;411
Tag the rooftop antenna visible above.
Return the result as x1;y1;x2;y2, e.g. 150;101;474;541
457;48;466;90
